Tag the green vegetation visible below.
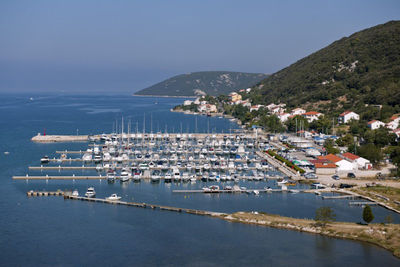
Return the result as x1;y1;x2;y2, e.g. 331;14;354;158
248;21;400;118
266;150;305;174
135;71;268;96
324;138;340;155
363;205;374;224
315;207;336;227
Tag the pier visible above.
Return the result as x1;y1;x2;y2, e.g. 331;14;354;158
63;194;226;217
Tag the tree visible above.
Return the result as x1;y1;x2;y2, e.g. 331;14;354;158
315;207;336;226
363;205;374;224
357;143;383;164
285;115;309;133
324;138;340;155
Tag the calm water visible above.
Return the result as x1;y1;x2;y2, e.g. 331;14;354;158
0;94;399;266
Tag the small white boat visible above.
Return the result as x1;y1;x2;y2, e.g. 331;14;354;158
85;187;96;198
106;193;121;201
72;189;79;197
277;179;288;185
253;190;260;196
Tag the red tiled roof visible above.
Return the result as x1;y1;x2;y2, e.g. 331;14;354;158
315;162;337;168
368;120;377;125
303;111;321;116
318;154;342;163
339;111;352;116
342;152;359;161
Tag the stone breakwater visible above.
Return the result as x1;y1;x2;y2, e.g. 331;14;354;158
31;134;89;143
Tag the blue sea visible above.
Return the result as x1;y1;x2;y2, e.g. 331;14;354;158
0;94;399;266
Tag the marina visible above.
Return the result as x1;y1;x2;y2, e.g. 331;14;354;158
4;94;400;266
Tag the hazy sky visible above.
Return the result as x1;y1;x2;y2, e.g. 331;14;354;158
0;0;399;93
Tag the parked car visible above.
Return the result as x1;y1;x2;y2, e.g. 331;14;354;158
347;172;356;178
332;174;340;180
304;172;318;179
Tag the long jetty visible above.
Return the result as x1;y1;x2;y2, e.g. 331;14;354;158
256;151;300;179
63;194;226;217
31;133;258;143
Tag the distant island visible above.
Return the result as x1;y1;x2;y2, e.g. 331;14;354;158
134;71;268;97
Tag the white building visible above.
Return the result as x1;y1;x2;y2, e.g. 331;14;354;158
250;105;264;112
183;100;193;106
291;108;306;116
302;111;322;122
319;154;354;172
386;116;400;130
338;111;359;124
277;113;290;122
340;152;372;170
367;120;385;130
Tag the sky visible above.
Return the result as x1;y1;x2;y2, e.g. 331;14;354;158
0;0;399;94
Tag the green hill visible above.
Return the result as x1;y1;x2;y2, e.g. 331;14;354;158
135;71;268;96
250;20;400;117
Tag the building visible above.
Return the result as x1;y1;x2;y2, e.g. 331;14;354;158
198;104;217;113
367;120;385;130
229;92;242;103
277;113;290;122
386;116;400;130
338;111;359;124
291;108;306;116
183;100;193;106
340;152;372;170
318;154;354;172
314;162;337;175
302;111;322;122
250;105;264;112
393;129;400;138
193;98;201;105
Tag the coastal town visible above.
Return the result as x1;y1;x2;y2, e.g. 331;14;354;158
173;89;400;183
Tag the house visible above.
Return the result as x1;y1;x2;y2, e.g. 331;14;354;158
229;92;242;103
277;113;290;122
291;108;306;116
198;104;217;113
193;98;201;105
302;111;322;122
314;162;337;175
318;154;354;172
386;116;400;130
367;120;385;130
250;105;264;112
393;129;400;138
183;100;193;106
340;152;372;170
246;88;252;93
338;111;359;124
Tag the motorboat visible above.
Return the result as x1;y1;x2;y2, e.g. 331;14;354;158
120;168;131;182
85;187;96;198
40;155;50;164
106;193;121;201
72;189;79;197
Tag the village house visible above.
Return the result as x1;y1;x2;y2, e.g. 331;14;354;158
183;100;193;106
198;104;217;113
250;105;264;112
340;152;372;170
290;108;306;116
386;115;400;130
393;128;400;138
302;111;322;122
367;120;385;130
277;113;290;122
229;92;242;103
338;111;359;124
